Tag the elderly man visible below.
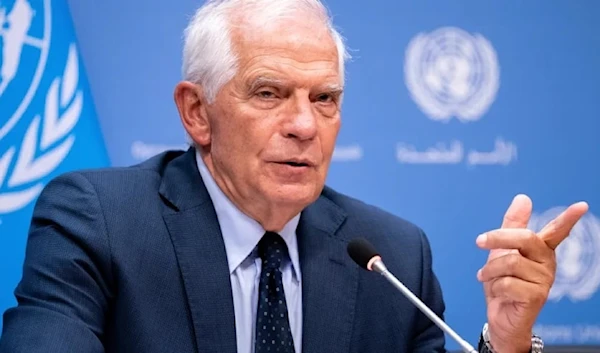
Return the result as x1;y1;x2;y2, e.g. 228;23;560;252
0;0;588;352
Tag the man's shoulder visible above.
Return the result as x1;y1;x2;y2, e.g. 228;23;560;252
319;185;427;245
83;149;183;179
318;186;435;285
37;150;188;213
51;149;186;190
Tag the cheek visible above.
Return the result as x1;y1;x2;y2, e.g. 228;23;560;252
211;107;270;164
209;112;247;166
212;105;247;142
319;118;341;154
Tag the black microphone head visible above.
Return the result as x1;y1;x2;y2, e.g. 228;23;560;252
347;238;379;271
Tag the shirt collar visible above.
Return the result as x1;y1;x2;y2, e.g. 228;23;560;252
195;150;301;279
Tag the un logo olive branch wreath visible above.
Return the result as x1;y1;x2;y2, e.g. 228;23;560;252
0;43;82;216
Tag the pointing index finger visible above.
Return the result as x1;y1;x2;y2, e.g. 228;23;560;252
477;228;551;263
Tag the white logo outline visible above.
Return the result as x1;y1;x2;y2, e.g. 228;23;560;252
404;26;500;122
0;0;51;141
0;0;82;214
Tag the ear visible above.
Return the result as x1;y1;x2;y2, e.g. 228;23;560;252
174;81;211;146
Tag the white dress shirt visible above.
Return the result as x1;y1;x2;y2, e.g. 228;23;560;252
196;151;303;353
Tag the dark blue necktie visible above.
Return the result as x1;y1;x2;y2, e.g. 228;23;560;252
254;231;295;353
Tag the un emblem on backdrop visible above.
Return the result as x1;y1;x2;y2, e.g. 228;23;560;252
529;208;600;302
404;27;500;122
0;0;82;214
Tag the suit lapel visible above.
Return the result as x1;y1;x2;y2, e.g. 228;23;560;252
160;149;236;353
159;149;360;353
298;194;358;353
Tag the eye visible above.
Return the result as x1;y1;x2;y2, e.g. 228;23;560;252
317;94;331;102
315;93;334;103
256;90;276;99
251;88;281;109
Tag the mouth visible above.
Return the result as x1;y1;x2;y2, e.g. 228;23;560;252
274;160;314;168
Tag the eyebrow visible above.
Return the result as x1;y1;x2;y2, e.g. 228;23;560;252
322;83;344;96
246;76;343;95
246;76;286;93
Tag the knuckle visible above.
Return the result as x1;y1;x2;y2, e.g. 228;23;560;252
506;254;520;272
545;219;558;234
480;266;489;279
543;267;555;283
485;230;497;242
524;229;537;242
505;213;525;225
543;252;558;272
495;276;512;293
530;289;548;306
549;251;557;266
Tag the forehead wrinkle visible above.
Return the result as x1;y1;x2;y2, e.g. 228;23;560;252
241;48;338;69
243;61;340;90
232;26;338;65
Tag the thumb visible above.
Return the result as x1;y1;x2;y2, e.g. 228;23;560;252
501;194;533;229
538;201;589;250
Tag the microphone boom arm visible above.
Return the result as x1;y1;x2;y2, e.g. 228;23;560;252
371;259;478;353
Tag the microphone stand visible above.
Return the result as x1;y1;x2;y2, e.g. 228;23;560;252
371;259;478;353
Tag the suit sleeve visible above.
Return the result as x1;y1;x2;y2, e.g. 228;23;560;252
0;172;113;353
410;228;448;353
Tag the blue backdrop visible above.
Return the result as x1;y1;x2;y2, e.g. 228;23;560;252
0;0;109;336
1;0;599;349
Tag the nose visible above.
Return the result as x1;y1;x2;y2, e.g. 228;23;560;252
282;96;318;141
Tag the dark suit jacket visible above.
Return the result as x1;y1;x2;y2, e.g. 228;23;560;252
0;148;451;352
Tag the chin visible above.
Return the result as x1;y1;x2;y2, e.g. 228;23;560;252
267;183;321;207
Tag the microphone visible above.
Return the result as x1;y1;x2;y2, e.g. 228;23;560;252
347;238;478;353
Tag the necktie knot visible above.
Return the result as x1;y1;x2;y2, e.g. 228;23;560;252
258;231;289;270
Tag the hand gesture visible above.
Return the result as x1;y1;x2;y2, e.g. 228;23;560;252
476;194;588;352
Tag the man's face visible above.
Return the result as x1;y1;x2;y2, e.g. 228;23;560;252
201;21;342;213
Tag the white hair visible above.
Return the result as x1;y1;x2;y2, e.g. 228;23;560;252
181;0;351;103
